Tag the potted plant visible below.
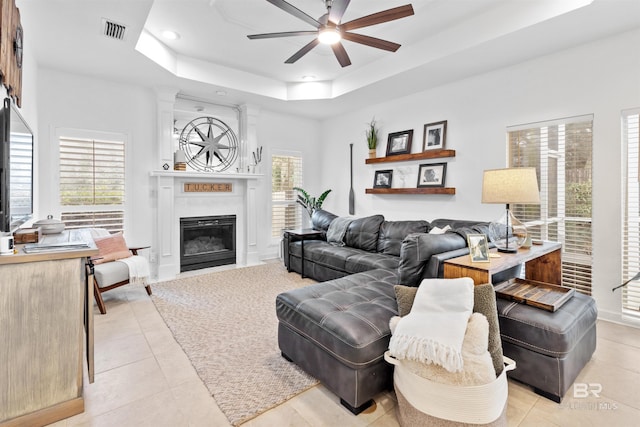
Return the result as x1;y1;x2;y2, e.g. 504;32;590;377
293;187;332;219
366;118;378;159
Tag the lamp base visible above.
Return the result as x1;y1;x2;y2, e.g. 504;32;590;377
487;208;528;253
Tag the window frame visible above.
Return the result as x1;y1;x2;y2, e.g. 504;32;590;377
54;128;130;233
507;114;593;294
271;150;303;242
622;108;640;319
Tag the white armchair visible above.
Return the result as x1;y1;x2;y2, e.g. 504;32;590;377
87;229;152;314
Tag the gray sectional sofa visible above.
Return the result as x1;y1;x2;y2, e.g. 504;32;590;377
283;209;489;283
276;209;597;414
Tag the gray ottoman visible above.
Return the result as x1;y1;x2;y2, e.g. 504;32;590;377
276;268;399;414
497;292;597;402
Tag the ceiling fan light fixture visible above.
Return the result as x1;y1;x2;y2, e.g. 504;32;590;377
318;27;341;45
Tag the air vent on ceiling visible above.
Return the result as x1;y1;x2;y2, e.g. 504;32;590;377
102;18;127;41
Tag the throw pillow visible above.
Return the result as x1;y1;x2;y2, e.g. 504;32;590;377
393;281;504;377
473;283;504;377
93;232;132;264
394;284;418;317
428;225;451;234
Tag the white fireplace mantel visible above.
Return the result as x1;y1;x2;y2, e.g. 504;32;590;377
150;170;263;281
150;170;263;180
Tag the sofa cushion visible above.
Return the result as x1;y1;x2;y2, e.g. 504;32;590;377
289;240;363;272
398;232;468;287
377;220;429;256
344;252;400;274
344;214;385;252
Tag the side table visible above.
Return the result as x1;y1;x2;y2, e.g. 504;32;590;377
284;228;324;278
443;241;562;285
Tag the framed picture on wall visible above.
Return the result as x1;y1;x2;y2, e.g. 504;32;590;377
417;162;447;187
423;120;447;150
386;130;413;156
374;170;393;188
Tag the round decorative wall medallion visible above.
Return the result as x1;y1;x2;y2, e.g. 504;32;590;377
178;116;239;172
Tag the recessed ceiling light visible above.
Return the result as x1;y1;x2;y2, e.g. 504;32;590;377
216;90;227;96
302;75;316;81
161;30;180;40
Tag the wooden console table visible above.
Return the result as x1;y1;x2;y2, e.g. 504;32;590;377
443;241;562;285
0;232;97;427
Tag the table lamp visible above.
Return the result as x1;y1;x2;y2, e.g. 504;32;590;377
482;167;540;253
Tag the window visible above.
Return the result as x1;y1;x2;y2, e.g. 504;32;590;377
508;115;593;294
58;135;125;232
622;109;640;318
271;153;303;238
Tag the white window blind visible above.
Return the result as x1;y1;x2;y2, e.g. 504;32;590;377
9;132;33;217
59;136;125;232
622;109;640;318
272;154;303;237
508;115;593;295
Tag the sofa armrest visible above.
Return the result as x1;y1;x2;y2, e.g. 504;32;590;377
398;232;468;286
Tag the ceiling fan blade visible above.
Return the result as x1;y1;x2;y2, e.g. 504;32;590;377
342;32;401;52
341;4;414;32
266;0;321;29
248;31;317;40
328;0;351;24
331;42;352;67
285;38;320;64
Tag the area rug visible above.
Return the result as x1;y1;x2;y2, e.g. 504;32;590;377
151;262;319;425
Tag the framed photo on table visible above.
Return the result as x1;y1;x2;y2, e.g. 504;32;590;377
374;170;393;188
417;162;447;188
423;120;447;150
467;234;490;263
386;130;413;156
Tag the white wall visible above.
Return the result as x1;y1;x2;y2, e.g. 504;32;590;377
258;109;321;257
36;68;156;245
319;28;640;324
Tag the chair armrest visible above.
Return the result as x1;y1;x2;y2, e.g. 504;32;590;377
129;246;150;255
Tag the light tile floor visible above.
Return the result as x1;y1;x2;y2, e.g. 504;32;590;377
48;272;640;427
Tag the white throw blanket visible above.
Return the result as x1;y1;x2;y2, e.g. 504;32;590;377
388;277;474;372
117;255;150;286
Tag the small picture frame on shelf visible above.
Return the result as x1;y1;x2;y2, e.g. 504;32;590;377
423;120;447;150
467;234;490;263
417;162;447;187
386;130;413;156
374;169;393;188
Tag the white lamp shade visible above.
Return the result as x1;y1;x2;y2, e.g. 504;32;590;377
482;167;540;204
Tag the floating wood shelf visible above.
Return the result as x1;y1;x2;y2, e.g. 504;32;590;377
365;187;456;195
365;149;456;164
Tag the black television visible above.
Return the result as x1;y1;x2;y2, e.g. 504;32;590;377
0;97;33;233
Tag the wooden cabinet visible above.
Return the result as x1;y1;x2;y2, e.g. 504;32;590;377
365;149;456;194
0;242;97;427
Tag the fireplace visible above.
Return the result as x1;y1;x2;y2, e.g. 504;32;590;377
180;215;236;272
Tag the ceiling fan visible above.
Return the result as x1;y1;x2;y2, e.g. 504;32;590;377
247;0;414;67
